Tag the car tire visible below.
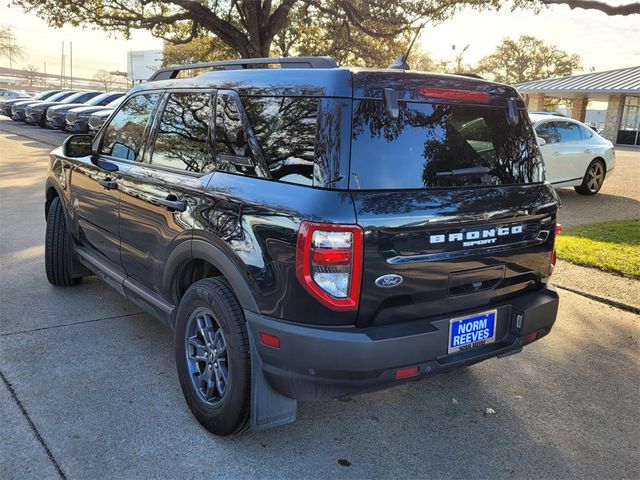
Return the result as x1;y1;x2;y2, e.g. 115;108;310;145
175;277;251;436
574;159;606;195
45;197;82;286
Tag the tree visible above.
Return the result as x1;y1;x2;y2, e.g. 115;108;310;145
93;70;120;91
0;26;24;67
9;0;544;62
476;35;581;84
21;64;40;86
540;0;640;16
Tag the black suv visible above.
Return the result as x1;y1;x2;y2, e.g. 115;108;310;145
44;57;560;435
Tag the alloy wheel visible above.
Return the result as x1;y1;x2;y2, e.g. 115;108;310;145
587;162;605;193
185;308;229;405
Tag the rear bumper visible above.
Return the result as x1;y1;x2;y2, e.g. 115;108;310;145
246;285;559;400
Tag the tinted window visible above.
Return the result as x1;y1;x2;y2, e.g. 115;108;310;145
100;93;159;161
350;100;544;189
63;92;98;104
214;93;259;177
535;122;560;144
151;92;212;172
46;91;75;102
86;92;123;107
242;96;318;186
554;121;582;142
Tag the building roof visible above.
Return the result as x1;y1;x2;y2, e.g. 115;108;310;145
516;66;640;99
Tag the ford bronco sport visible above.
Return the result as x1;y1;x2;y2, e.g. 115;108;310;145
44;56;560;436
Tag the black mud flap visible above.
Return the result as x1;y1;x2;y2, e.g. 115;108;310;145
247;324;297;431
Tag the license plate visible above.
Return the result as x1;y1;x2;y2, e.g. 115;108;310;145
447;309;497;354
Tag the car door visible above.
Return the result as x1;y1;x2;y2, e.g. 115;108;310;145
70;92;161;268
536;120;584;184
117;90;214;298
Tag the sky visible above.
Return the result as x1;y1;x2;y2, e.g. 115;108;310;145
0;0;638;79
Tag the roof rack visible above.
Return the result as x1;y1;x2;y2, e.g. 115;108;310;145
148;56;339;81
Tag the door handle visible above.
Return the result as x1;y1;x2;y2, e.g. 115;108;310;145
98;178;118;190
552;151;560;156
157;194;187;212
584;149;592;154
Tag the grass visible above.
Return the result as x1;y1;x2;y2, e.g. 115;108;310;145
556;219;640;279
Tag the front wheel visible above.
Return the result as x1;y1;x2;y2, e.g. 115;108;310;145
174;277;251;436
575;159;606;195
45;197;82;286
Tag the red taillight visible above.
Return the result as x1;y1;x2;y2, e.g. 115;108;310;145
555;223;562;236
259;332;281;349
296;222;364;311
550;223;561;275
523;332;539;345
419;87;490;103
395;366;420;380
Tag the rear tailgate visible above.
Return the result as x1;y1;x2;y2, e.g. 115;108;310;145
352;185;559;327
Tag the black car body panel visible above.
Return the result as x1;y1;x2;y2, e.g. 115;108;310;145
46;61;560;424
26;91;101;126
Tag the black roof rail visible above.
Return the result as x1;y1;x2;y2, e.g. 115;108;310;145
148;56;339;81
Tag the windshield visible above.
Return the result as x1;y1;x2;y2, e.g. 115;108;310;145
349;100;544;190
45;91;76;102
85;93;112;106
106;96;125;108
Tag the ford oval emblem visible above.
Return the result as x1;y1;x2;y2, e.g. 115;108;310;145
375;274;403;288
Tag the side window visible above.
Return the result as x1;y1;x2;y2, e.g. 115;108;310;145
214;93;258;177
100;93;159;161
555;121;582;142
536;122;560;144
242;96;318;185
151;92;212;173
578;125;594;139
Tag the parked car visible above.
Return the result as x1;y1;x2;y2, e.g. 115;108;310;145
530;113;615;195
11;91;77;122
87;107;115;134
0;89;31;103
46;91;125;130
46;57;560;435
2;90;61;117
64;95;126;133
25;91;101;126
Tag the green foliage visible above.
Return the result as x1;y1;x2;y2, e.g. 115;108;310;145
556;220;640;278
9;0;540;63
476;35;581;84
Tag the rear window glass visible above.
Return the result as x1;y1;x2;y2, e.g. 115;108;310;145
242;96;318;186
350;100;544;189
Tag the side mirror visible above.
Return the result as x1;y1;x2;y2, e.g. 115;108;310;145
63;134;93;157
537;136;547;146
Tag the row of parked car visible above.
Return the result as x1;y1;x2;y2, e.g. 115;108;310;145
0;89;125;134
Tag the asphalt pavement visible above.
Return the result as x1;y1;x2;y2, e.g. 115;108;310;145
1;119;639;479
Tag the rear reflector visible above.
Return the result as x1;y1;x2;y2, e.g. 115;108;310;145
395;366;420;380
523;332;539;345
419;87;490;103
259;332;281;349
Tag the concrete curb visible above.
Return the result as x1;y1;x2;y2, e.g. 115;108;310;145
555;284;640;315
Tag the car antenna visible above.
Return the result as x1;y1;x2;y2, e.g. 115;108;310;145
388;21;426;70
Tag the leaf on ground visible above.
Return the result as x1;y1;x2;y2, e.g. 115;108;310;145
338;459;352;467
483;407;497;416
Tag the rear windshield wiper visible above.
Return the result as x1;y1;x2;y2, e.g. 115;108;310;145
435;167;492;177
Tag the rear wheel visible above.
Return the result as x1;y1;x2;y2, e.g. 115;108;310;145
45;197;82;286
175;277;251;436
575;159;605;195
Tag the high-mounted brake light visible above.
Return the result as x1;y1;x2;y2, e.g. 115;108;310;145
419;87;490;103
296;222;364;311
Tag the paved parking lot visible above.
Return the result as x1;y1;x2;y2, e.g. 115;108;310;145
1;119;639;479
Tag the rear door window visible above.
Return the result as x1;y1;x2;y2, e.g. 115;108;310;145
150;92;213;173
242;96;318;186
554;121;582;142
350;100;544;190
100;93;160;161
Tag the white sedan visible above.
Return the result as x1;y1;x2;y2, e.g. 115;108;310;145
530;113;615;195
